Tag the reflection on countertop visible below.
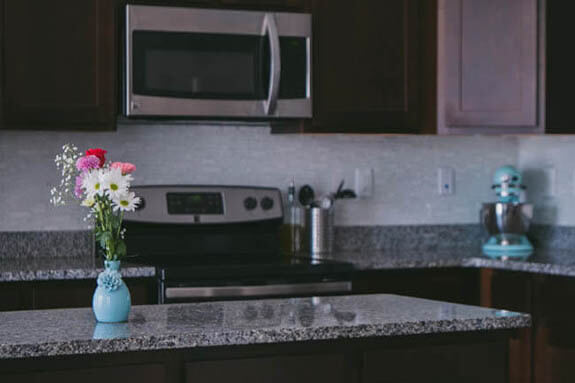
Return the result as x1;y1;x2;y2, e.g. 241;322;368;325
0;293;530;359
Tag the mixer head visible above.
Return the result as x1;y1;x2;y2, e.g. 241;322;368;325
492;165;525;203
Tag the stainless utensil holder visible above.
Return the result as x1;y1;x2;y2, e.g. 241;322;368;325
302;207;334;257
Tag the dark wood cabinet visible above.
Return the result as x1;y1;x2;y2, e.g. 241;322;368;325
480;269;533;383
0;0;118;130
363;341;507;383
33;279;155;310
186;354;347;383
4;364;167;383
0;0;427;132
353;268;480;306
219;0;307;11
437;0;544;134
311;0;426;133
0;333;512;383
34;280;97;310
545;0;574;134
532;275;575;383
0;283;33;312
0;278;156;311
132;0;307;11
355;267;575;383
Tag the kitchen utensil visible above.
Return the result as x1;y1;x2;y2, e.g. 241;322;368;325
333;180;356;200
480;166;533;259
335;180;345;199
318;194;334;209
298;185;315;207
338;190;357;199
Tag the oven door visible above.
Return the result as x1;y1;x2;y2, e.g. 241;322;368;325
159;272;352;303
125;5;311;118
164;282;352;303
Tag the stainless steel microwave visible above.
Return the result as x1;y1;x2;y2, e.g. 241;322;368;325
124;5;312;119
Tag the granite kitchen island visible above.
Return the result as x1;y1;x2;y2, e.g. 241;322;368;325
0;294;529;383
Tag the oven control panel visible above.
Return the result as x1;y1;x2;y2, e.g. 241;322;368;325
125;185;283;224
167;192;224;215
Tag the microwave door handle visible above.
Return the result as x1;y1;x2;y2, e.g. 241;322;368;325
263;13;281;115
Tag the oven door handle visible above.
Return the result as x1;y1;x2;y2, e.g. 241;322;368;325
165;281;352;300
262;13;281;116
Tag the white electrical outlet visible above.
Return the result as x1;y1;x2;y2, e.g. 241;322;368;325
354;168;374;198
438;167;455;195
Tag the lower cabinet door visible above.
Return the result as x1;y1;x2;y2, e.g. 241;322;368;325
186;354;347;383
363;342;507;383
353;269;480;306
32;279;156;309
31;365;166;383
1;373;34;383
34;280;95;309
0;283;33;311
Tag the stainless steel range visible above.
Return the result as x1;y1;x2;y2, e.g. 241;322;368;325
124;185;353;304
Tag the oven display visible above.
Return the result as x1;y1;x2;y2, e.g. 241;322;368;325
167;193;224;215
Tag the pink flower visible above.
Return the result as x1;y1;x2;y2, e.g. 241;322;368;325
74;175;84;198
111;162;136;175
76;155;100;172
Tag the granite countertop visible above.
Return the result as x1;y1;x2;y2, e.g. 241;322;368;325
4;249;575;282
0;293;530;359
327;248;575;277
0;257;155;282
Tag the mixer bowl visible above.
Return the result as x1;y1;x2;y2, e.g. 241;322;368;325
481;203;533;235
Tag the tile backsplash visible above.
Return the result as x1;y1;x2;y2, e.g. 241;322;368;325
0;124;518;231
519;136;575;226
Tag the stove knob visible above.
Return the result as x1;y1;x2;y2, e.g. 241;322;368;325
260;197;274;211
243;197;257;211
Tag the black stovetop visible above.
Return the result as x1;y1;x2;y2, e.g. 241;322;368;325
127;253;354;282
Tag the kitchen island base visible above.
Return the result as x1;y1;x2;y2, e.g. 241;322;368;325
1;331;510;383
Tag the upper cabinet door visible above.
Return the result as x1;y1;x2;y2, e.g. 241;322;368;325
438;0;544;134
312;0;422;133
0;0;117;130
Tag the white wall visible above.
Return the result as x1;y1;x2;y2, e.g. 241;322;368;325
0;124;518;231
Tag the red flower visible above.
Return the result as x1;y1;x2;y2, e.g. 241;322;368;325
85;148;107;168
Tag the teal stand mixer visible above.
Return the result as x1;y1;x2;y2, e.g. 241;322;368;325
481;166;534;259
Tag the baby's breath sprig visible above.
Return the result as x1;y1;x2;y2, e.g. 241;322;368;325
49;144;80;206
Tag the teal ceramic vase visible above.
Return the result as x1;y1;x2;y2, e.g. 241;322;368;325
92;260;131;323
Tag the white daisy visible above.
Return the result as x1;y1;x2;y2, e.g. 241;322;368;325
82;169;105;198
113;192;141;212
100;167;132;199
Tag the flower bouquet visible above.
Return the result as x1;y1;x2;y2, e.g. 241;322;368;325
50;144;140;322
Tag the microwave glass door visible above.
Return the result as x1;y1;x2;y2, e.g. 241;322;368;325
133;31;269;101
133;33;307;101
